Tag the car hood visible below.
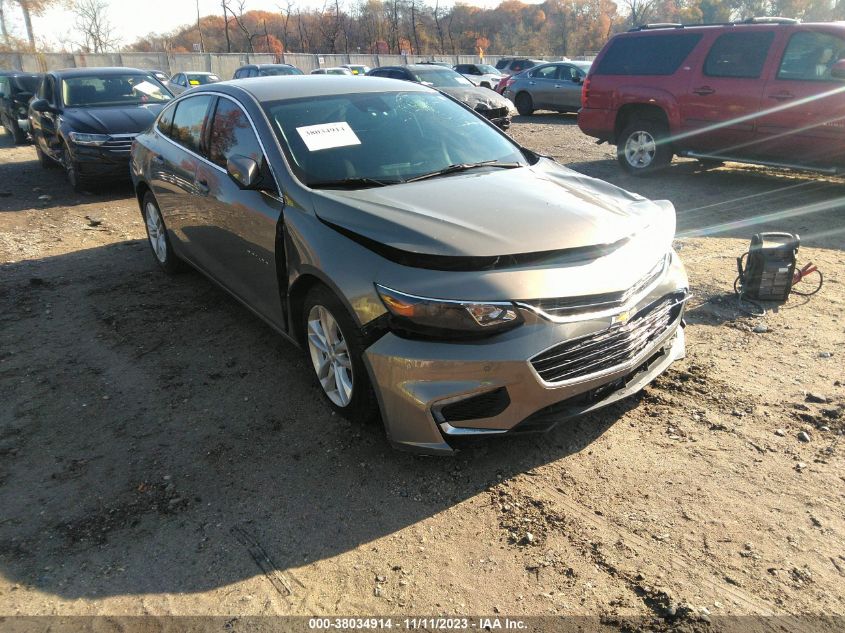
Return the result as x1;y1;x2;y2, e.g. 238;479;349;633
61;104;165;135
436;85;512;112
312;158;675;264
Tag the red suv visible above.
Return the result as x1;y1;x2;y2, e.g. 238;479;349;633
578;19;845;175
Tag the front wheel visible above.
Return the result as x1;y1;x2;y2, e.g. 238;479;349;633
514;92;534;116
302;284;378;423
35;144;57;168
617;120;673;176
62;143;94;192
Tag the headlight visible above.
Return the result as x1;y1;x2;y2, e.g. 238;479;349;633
376;284;522;338
67;132;109;146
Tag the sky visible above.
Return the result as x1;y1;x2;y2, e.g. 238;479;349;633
3;0;536;48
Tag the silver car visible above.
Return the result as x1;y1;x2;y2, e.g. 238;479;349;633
454;63;505;90
505;61;591;116
130;76;688;454
168;71;220;95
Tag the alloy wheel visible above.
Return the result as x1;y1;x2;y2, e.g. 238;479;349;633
145;201;168;263
307;304;354;407
624;130;657;168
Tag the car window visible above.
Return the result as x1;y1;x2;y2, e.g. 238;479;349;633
495;59;510;70
531;65;557;79
777;30;845;81
157;102;176;137
208;98;264;169
264;90;527;186
170;94;213;154
704;31;774;79
411;68;473;87
477;64;499;75
0;78;7;98
595;33;703;76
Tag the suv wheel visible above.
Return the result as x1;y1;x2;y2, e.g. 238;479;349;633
515;92;534;116
302;284;378;424
617;120;672;176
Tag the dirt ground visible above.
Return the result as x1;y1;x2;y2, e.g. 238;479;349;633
1;113;843;629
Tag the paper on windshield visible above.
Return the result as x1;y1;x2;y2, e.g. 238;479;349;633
296;122;361;152
134;81;160;95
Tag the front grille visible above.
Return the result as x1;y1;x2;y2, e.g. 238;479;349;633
530;292;685;384
520;255;667;320
439;387;511;423
477;106;509;120
102;134;137;153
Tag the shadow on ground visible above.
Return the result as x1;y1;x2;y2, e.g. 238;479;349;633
0;241;641;600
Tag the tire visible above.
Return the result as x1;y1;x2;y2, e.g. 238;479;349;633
141;191;184;274
302;284;378;424
62;143;93;192
35;143;58;169
514;92;534;116
617;119;673;176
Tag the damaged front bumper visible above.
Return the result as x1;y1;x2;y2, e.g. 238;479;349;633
363;267;689;455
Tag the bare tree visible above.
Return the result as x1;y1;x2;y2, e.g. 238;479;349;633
0;0;10;47
221;0;231;52
623;0;658;27
196;0;205;52
14;0;59;48
70;0;119;53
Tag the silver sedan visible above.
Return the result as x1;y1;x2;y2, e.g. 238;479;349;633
505;61;591;116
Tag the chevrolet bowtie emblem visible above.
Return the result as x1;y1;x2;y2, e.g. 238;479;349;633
612;310;631;326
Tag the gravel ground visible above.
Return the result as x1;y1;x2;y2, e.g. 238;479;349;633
0;114;844;629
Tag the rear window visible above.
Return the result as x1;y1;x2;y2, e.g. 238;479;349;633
595;33;702;76
13;74;40;92
704;32;774;78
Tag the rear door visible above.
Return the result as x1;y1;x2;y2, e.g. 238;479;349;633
151;94;215;257
552;64;585;110
678;29;775;155
193;95;285;325
525;64;559;109
755;27;845;166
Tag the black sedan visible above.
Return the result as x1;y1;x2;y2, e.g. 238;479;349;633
366;64;512;129
28;67;173;191
0;71;41;144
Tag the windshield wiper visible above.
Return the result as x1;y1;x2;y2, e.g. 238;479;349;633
307;177;401;189
405;160;522;183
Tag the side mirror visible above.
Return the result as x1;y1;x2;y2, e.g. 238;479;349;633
830;59;845;80
30;98;55;113
573;75;583;84
227;154;260;189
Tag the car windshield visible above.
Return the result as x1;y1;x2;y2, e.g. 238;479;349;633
62;74;172;107
477;64;500;75
259;66;303;76
409;68;473;87
13;74;40;92
187;74;219;85
494;59;510;69
264;90;527;187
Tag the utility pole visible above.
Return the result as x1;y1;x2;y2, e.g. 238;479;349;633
197;0;205;52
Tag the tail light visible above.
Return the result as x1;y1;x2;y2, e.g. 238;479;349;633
581;77;591;108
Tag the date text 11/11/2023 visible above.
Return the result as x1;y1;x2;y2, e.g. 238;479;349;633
308;617;528;630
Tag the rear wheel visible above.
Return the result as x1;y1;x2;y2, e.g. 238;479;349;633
302;284;378;424
2;113;26;144
141;191;184;274
617;119;673;176
515;92;534;116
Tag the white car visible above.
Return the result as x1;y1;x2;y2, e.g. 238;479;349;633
454;63;505;90
311;67;354;76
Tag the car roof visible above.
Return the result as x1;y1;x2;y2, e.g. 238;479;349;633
49;67;151;78
403;64;458;71
183;71;216;75
198;75;433;102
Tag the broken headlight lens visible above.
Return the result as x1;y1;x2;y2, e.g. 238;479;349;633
67;132;109;146
376;284;522;338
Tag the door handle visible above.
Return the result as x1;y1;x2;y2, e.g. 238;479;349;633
554;85;562;88
769;92;795;101
692;86;715;96
196;179;209;195
528;81;535;85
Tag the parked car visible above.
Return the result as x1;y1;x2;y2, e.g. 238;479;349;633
418;60;454;67
311;67;354;75
494;58;545;77
454;63;504;89
366;64;513;129
0;71;41;143
168;71;220;95
232;63;303;79
29;67;173;191
505;61;591;115
129;75;689;454
579;18;845;175
148;69;170;84
341;64;371;75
